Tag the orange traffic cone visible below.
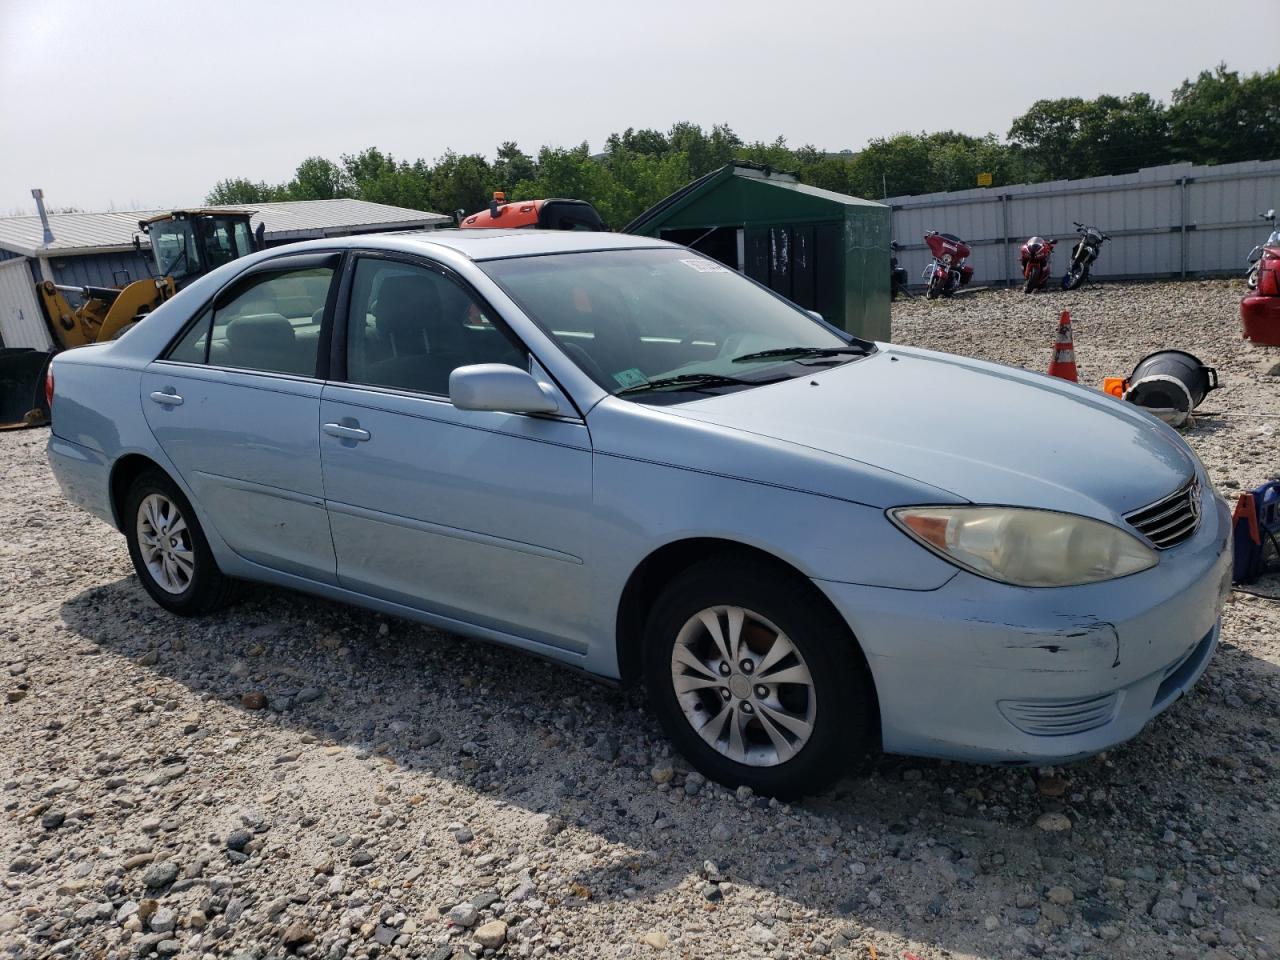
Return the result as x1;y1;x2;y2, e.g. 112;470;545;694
1048;310;1078;382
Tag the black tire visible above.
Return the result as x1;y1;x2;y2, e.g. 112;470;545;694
1062;262;1087;290
124;469;232;616
642;555;877;799
1023;270;1038;294
925;275;942;300
1247;265;1259;290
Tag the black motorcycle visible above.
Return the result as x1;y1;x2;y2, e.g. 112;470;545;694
1062;222;1109;290
890;241;910;299
1246;208;1277;290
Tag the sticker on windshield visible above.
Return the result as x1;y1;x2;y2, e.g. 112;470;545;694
612;368;649;389
680;258;729;273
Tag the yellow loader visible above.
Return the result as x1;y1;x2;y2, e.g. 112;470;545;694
1;209;259;428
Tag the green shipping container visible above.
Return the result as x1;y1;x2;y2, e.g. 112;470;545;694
623;162;891;341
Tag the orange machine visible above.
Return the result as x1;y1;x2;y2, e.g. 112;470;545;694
459;193;605;231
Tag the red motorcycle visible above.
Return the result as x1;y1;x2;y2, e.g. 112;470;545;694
1241;232;1280;346
1019;236;1056;293
921;231;974;299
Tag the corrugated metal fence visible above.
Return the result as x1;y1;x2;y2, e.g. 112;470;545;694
887;158;1280;286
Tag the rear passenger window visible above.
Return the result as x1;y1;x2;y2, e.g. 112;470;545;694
345;259;524;396
168;308;211;363
168;267;333;375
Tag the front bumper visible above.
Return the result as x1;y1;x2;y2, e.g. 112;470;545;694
816;491;1232;764
1240;293;1280;346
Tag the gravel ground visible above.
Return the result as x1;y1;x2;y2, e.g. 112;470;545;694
2;279;1278;960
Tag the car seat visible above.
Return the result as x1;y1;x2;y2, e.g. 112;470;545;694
224;313;309;375
364;274;464;394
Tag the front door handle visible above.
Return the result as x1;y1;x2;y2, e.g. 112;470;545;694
323;422;370;442
149;390;183;406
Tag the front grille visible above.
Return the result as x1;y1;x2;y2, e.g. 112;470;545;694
998;693;1119;737
1125;480;1200;549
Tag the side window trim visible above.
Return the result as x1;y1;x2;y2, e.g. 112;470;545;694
314;250;349;382
210;252;342;311
329;251;360;384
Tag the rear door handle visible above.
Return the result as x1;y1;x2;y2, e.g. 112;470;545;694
149;390;183;406
323;422;370;442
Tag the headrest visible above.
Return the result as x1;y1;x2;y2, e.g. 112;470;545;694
226;313;295;350
376;274;441;333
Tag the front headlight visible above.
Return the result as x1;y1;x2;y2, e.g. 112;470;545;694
890;506;1157;587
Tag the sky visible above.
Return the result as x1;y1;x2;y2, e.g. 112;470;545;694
1;0;1277;215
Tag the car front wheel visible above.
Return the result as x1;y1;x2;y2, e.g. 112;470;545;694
643;556;877;798
124;469;231;616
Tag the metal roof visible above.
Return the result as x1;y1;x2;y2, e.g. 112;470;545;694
622;161;883;235
0;199;452;258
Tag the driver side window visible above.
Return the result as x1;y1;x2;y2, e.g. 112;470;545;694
344;258;525;396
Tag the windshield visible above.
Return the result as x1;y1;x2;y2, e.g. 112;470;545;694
480;248;869;399
151;219;200;280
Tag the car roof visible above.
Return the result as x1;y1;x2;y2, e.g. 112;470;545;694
345;228;674;262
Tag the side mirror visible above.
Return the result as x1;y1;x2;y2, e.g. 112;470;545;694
1266;209;1277;220
449;364;560;415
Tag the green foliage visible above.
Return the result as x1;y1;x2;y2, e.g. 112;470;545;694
1170;63;1280;165
205;177;288;205
286;157;351;201
205;63;1279;212
1009;93;1171;181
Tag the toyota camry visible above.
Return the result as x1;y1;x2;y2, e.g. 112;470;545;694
46;230;1232;797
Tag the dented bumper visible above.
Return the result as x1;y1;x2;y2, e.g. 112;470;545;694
815;491;1232;764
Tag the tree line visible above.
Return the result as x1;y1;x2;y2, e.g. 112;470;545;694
206;63;1280;227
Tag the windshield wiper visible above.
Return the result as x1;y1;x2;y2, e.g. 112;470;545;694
731;345;871;364
165;249;189;278
616;372;774;396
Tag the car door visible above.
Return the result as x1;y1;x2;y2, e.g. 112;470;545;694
319;252;594;654
141;251;340;584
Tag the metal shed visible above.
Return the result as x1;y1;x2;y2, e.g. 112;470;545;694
0;199;451;349
624;162;891;341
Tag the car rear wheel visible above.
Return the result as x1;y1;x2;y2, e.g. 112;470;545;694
642;556;877;798
124;469;231;616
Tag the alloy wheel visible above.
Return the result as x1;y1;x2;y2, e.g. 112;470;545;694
136;493;194;595
670;605;817;767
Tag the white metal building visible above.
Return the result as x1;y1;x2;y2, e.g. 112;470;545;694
887;158;1280;287
0;199;452;349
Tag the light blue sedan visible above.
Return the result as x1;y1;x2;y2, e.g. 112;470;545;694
46;230;1232;797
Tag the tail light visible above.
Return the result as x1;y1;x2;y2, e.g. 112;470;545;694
45;367;54;413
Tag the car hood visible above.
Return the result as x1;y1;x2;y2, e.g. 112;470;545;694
666;345;1197;520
